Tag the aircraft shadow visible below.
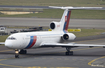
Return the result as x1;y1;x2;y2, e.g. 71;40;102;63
0;50;105;59
0;52;104;57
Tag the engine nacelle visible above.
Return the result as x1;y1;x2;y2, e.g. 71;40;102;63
63;33;76;40
50;21;60;30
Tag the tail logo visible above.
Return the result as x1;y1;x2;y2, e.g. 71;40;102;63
63;11;71;33
57;25;60;27
65;16;67;22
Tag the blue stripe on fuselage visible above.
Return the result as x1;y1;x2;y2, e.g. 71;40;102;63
25;36;33;49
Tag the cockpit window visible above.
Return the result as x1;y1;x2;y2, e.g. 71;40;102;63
7;37;16;40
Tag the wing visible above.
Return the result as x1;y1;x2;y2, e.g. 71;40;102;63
41;42;105;47
0;42;5;45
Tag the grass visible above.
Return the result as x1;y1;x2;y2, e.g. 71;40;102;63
71;10;105;19
0;0;105;7
7;26;30;29
0;9;105;19
0;0;105;19
73;29;105;37
0;35;8;42
0;29;105;42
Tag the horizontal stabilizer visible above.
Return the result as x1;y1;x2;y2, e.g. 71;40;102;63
49;6;105;10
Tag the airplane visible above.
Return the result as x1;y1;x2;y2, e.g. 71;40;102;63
0;6;105;58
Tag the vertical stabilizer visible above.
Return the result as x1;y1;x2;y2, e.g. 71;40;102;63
60;9;71;33
49;6;105;33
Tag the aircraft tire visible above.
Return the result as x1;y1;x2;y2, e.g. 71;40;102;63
19;50;27;54
15;54;19;58
65;51;73;55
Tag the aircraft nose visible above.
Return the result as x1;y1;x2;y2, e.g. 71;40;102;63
5;34;25;49
5;40;13;48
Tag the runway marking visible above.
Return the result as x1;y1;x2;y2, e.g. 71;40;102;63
0;49;13;52
55;67;77;68
75;38;105;67
0;59;7;61
0;59;24;68
27;67;77;68
0;58;78;68
88;56;105;67
0;63;24;68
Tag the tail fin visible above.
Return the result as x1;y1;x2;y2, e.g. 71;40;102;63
49;6;105;33
60;9;71;33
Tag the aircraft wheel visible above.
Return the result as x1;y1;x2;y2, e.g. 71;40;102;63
65;47;73;55
65;51;73;55
19;49;27;54
66;52;69;55
15;54;19;58
69;51;73;55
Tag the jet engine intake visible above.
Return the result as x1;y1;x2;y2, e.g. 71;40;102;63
50;21;60;30
63;33;76;41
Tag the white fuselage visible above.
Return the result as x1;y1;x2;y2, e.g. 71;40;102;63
5;31;76;49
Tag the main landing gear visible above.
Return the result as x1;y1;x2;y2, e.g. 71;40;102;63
65;47;73;55
19;49;27;54
15;49;27;58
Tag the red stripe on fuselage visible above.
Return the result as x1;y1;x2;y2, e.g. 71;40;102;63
28;36;37;48
65;11;71;31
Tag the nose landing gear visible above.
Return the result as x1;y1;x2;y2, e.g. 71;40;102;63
15;49;27;58
15;49;19;58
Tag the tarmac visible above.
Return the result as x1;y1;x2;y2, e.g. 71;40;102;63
0;37;105;68
0;18;105;68
0;17;105;29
